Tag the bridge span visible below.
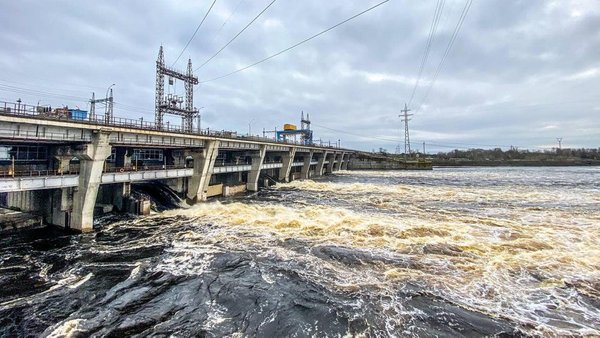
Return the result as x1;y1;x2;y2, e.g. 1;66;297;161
0;100;352;232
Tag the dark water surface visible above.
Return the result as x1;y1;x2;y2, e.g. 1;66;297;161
1;167;598;337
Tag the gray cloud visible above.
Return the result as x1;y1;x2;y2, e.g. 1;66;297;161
1;0;598;152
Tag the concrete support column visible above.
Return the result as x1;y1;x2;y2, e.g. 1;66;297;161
315;152;328;177
341;153;350;170
278;147;296;182
71;131;112;232
300;151;314;179
112;182;131;211
54;155;72;174
115;147;132;168
247;145;266;191
48;188;72;228
325;152;335;174
186;140;220;204
334;152;346;171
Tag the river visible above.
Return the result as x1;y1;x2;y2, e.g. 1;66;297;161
1;167;599;337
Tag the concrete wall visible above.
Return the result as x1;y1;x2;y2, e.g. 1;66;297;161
223;184;246;197
206;184;223;197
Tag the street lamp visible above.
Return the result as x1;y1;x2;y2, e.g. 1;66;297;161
105;83;115;100
104;83;115;122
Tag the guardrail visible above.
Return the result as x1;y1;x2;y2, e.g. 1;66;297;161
0;100;344;149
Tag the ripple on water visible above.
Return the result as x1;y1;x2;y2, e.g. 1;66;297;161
0;167;599;336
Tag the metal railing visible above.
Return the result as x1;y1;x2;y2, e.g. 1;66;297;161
0;169;78;178
0;100;345;149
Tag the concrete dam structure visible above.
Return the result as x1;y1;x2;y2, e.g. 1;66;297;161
0;101;354;232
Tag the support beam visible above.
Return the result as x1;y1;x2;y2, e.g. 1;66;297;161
54;156;72;174
52;146;75;174
71;131;112;232
278;147;296;182
186;140;219;204
247;145;266;191
315;152;328;177
341;153;350;170
325;152;335;174
300;151;314;179
334;152;346;171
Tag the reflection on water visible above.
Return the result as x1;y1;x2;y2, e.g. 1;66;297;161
0;167;598;336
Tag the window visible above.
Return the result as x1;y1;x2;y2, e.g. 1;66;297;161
0;146;47;161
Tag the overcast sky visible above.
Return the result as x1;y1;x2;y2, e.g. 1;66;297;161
1;0;598;152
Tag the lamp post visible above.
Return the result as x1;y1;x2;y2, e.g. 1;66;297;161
105;84;115;101
104;83;115;123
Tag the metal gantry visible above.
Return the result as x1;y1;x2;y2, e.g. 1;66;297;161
155;46;199;132
90;89;114;123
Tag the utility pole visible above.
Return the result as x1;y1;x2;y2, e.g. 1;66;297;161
399;103;412;159
556;137;563;150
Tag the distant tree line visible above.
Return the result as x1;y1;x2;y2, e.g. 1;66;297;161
427;147;600;166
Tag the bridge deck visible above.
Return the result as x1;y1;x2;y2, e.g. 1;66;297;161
0;161;324;192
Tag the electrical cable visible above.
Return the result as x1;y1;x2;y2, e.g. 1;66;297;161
172;0;218;66
408;0;445;107
195;0;278;71
215;0;246;35
414;0;473;114
0;84;89;102
199;0;391;83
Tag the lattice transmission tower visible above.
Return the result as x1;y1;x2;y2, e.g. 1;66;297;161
399;103;413;158
155;46;199;132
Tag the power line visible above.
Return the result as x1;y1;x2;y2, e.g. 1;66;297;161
215;0;246;35
195;0;278;71
313;123;402;143
199;0;391;83
414;0;473;114
172;0;218;67
0;83;89;102
408;0;445;107
312;122;539;150
0;78;99;94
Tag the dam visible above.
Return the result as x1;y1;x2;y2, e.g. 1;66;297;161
0;99;355;232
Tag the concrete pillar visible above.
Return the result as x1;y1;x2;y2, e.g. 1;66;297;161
52;146;76;174
247;145;266;191
54;155;72;174
49;188;72;228
300;151;314;179
334;152;346;171
341;153;350;170
315;152;328;177
115;147;132;168
278;147;296;182
112;182;131;211
186;140;220;204
71;131;112;232
325;152;335;174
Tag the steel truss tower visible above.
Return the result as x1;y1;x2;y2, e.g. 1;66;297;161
400;103;412;157
155;46;199;132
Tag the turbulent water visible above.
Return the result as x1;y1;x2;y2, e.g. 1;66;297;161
1;167;599;337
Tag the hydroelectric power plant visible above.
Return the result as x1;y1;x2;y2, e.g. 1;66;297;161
0;47;430;233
